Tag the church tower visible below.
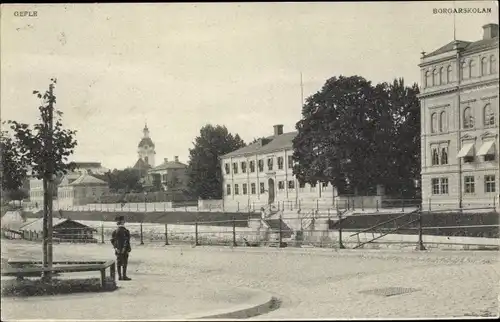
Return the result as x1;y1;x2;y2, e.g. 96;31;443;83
137;124;156;167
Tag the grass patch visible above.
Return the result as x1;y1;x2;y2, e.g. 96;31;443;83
1;277;116;297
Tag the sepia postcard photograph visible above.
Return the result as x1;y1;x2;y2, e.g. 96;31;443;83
0;1;499;320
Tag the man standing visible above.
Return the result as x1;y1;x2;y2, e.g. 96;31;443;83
110;215;132;281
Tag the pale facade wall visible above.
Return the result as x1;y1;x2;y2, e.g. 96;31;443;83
221;148;336;211
420;41;499;210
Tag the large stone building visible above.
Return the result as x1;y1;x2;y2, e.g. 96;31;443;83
419;23;499;210
220;124;343;211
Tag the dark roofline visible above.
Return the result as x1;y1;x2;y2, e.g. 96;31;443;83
220;131;297;159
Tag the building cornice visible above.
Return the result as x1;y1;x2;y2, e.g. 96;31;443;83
418;78;499;99
419;54;457;68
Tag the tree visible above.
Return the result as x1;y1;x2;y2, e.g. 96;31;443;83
187;124;246;199
292;75;420;197
1;131;28;197
6;78;78;278
106;168;144;193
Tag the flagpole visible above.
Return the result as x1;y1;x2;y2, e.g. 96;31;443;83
300;72;304;107
453;1;457;41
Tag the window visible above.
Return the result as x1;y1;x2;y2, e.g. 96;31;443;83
260;182;265;193
460;61;467;80
431;113;438;133
234;184;239;195
226;184;231;196
251;183;256;194
439;111;447;132
485;153;495;162
464;176;475;194
322;182;328;187
432;69;437;86
288;180;295;190
490;55;496;74
277;157;284;170
485;175;496;193
232;162;238;174
258;159;264;172
278;181;285;190
241;161;247;173
425;71;431;87
242;183;247;195
484;104;495;126
447;65;452;83
431;178;440;195
267;158;273;171
468;60;474;78
441;147;448;165
431;148;439;165
463;107;474;129
439;67;444;85
249;161;255;173
288;155;293;169
481;57;488;76
440;178;449;194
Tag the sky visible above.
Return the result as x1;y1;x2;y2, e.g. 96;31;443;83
1;2;498;170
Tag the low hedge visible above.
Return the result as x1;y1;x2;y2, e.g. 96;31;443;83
2;277;116;297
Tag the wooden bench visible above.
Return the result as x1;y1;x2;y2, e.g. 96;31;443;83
2;260;116;288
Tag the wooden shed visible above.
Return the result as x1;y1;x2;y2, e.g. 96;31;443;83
19;218;98;243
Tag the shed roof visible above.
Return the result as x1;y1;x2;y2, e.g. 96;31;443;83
19;218;95;232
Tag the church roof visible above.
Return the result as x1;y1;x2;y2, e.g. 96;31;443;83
133;158;151;170
138;137;155;148
69;173;108;186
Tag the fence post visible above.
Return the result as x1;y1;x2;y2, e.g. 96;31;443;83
416;206;426;251
101;223;104;244
140;222;144;245
278;213;283;248
237;202;240;212
164;224;169;246
345;200;348;210
316;199;319;212
338;209;345;249
137;203;139;211
352;197;355;211
401;198;405;213
164;202;166;211
253;202;255;212
209;204;212;212
428;198;431;212
154;203;156;212
232;216;237;247
376;199;379;212
361;197;364;211
195;217;199;246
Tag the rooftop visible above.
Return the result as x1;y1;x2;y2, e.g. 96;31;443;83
138;137;155;148
222;131;297;158
150;159;187;171
69;173;108;186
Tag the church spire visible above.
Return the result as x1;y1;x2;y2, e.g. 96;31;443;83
143;123;150;138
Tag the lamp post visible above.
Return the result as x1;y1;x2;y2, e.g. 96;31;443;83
144;191;147;212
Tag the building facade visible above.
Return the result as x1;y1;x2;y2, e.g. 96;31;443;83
419;23;499;210
220;125;340;211
28;162;107;207
147;156;189;192
57;173;109;209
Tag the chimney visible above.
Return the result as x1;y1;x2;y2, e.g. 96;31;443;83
174;156;179;162
273;124;284;136
164;158;168;163
482;23;499;40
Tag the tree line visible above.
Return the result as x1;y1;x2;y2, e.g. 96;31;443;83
1;74;420;206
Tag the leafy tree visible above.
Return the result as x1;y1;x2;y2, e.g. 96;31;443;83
5;78;78;277
292;75;420;197
1;131;28;196
187;124;246;199
106;168;144;193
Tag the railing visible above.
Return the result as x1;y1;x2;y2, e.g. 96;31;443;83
14;207;499;250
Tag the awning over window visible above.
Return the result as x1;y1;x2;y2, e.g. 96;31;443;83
456;142;475;158
476;140;496;156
